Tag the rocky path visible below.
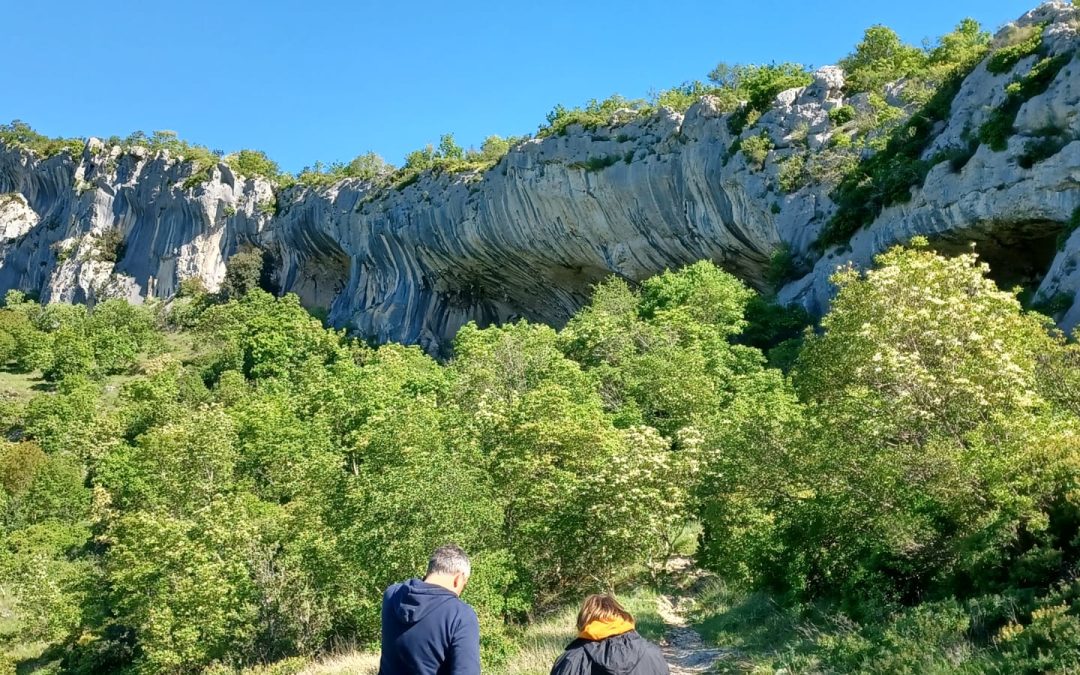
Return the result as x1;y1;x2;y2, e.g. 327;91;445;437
655;558;735;674
657;591;733;674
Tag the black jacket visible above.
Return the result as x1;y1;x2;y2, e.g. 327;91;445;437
379;579;481;675
551;631;669;675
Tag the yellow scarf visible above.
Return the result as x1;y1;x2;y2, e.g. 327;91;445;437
578;616;635;641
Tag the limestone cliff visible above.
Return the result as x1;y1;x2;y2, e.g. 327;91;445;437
1;2;1078;352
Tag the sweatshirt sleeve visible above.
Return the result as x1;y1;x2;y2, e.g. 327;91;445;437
450;604;481;675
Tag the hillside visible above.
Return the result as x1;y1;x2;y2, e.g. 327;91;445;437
1;3;1078;353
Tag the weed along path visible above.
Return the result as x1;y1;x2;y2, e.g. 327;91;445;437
657;558;735;674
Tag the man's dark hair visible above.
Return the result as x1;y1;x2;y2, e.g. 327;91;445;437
426;544;471;578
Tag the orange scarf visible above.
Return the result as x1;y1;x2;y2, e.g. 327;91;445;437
578;616;635;641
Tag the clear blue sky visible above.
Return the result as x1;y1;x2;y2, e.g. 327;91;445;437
3;0;1035;173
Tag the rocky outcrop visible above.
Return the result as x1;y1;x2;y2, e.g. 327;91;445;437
2;2;1079;351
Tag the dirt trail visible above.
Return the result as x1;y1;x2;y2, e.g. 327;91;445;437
656;558;734;674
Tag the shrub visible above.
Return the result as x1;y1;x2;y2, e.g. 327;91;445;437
43;326;96;381
1030;291;1075;318
979;54;1070;152
95;228;126;263
0;120;84;159
295;152;394;188
818;61;975;248
256;197;277;216
725;63;813;134
226;150;281;182
932;137;980;173
221;248;269;300
652;80;726;112
740;133;773;170
479;135;511;162
776;243;1069;602
539;95;648;137
1018;126;1072;168
986;25;1044;75
828;105;857;125
996;603;1080;674
807;145;861;187
776;154;808;192
839;25;928;94
764;244;797;288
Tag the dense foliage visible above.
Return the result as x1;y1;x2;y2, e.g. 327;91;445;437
816;19;993;248
2;241;1080;673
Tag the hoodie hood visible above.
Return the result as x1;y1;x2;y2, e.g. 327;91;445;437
580;631;648;675
388;578;458;626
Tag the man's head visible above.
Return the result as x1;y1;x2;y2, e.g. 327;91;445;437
423;544;471;596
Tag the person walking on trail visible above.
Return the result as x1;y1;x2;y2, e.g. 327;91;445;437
551;594;669;675
379;545;481;675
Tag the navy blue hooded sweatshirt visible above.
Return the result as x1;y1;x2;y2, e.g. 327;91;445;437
379;578;481;675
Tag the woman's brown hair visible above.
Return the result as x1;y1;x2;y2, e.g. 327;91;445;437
576;594;634;631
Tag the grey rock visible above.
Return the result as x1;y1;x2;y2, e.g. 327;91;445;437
2;2;1079;351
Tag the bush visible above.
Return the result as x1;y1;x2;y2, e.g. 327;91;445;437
226;150;281;182
1018;126;1071;168
539;95;649;137
42;326;96;381
986;25;1044;75
294;152;394;188
725;63;813;135
740;133;773;170
979;54;1070;152
1030;291;1074;318
764;244;798;287
94;228;126;263
776;153;808;192
839;25;928;94
0;120;84;159
778;243;1068;601
818;62;974;248
652;80;727;113
828;105;857;125
932;137;980;173
221;248;270;300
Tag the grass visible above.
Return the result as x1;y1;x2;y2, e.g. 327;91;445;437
0;367;52;402
271;586;667;675
298;652;380;675
495;606;578;675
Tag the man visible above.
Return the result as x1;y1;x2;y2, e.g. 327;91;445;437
379;544;481;675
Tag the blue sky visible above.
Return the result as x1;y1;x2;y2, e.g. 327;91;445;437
4;0;1034;173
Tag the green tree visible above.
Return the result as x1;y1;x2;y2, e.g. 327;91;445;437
438;133;465;161
479;135;511;162
763;242;1071;601
221;247;268;300
226;149;281;182
43;324;96;381
839;25;928;93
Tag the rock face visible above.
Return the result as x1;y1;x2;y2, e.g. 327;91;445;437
2;2;1079;351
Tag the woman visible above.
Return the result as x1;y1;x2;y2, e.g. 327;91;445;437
551;594;669;675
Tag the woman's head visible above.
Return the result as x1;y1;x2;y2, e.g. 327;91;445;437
576;594;634;631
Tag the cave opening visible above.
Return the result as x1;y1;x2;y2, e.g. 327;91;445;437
924;219;1063;297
